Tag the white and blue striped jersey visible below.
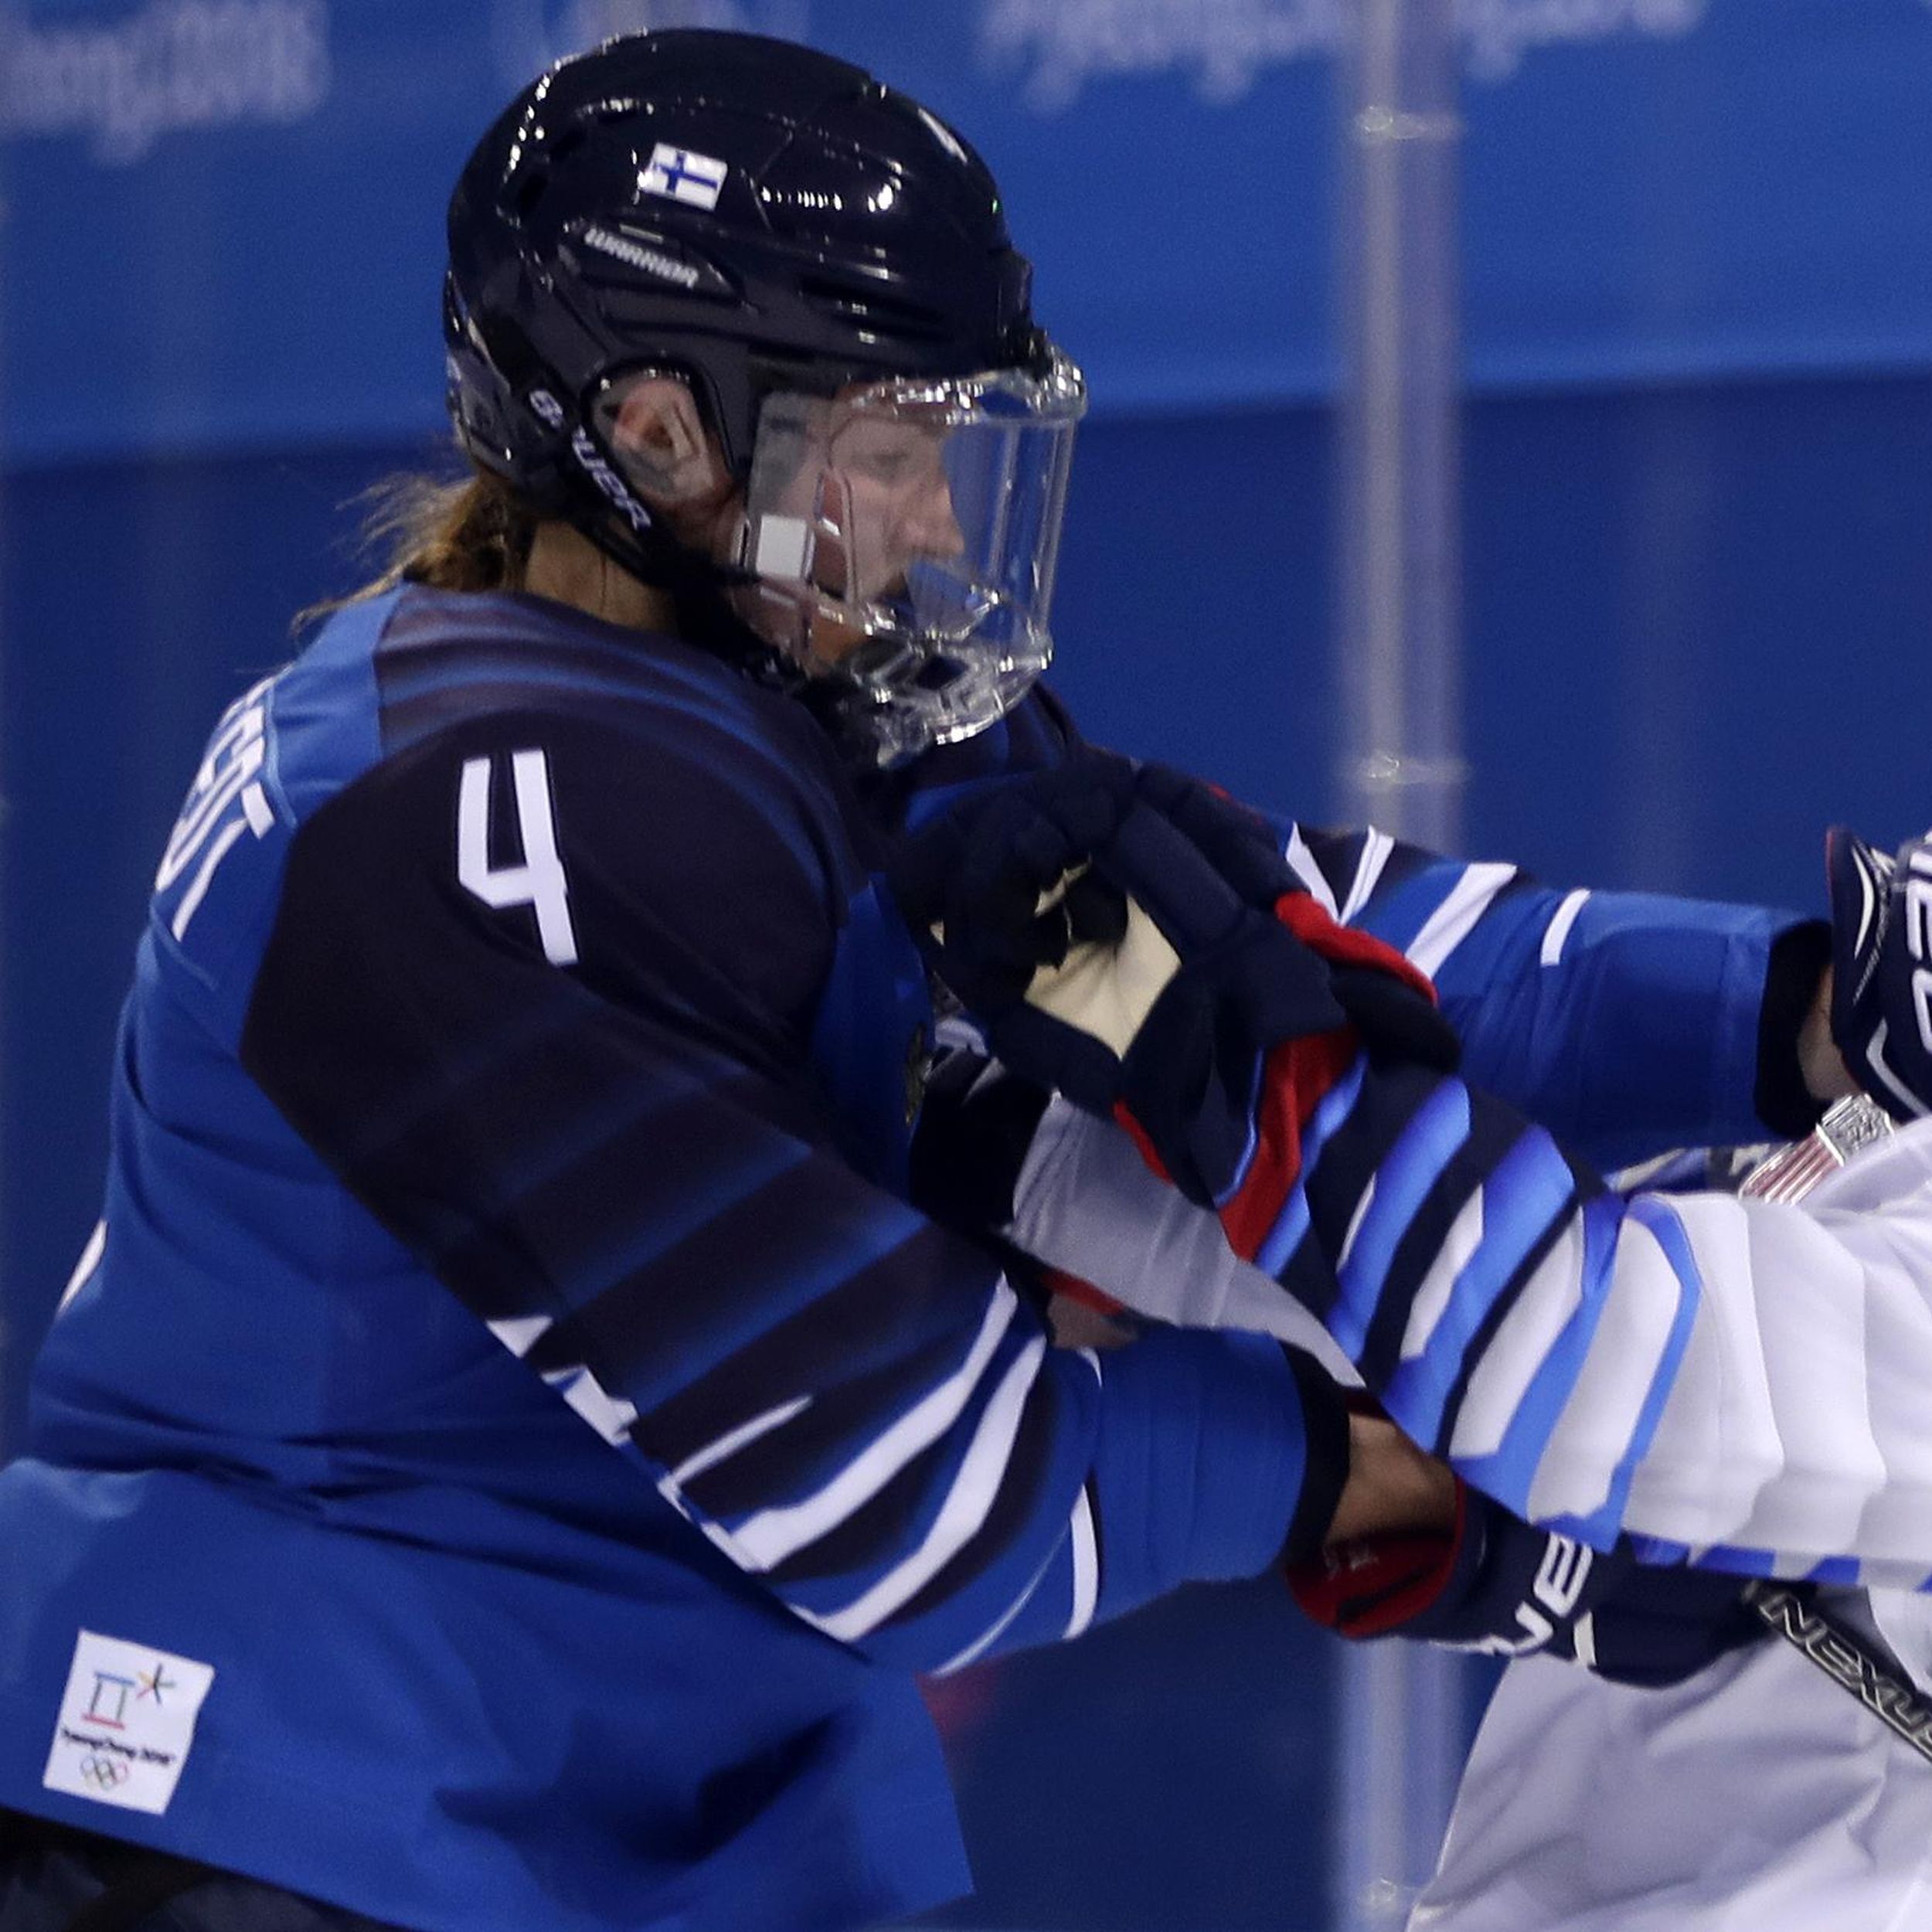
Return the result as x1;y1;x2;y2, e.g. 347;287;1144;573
0;588;1336;1932
1001;821;1931;1593
1413;1128;1932;1932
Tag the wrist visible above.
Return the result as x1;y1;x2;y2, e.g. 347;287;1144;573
1325;1413;1459;1544
1756;919;1837;1133
1798;965;1856;1104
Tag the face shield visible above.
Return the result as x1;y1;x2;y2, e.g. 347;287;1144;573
732;351;1087;767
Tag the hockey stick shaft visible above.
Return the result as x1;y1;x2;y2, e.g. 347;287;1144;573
1743;1580;1932;1767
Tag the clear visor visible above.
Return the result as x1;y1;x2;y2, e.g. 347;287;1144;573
733;352;1086;765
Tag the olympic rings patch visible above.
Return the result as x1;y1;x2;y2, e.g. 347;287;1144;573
78;1753;131;1789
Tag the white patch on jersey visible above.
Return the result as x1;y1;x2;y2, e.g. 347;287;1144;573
641;142;727;209
43;1631;216;1816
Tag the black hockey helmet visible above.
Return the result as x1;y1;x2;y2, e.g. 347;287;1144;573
444;29;1086;763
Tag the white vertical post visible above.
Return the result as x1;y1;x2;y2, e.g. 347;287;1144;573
1332;2;1470;1927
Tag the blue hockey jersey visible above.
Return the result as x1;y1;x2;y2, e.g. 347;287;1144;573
0;588;1333;1932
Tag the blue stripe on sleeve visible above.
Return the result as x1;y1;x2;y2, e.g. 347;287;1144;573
1328;1080;1471;1359
1542;1192;1702;1547
1806;1555;1864;1587
1454;1188;1625;1520
1254;1057;1366;1277
1382;1125;1580;1452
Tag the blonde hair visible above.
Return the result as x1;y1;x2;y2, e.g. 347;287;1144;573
299;466;541;629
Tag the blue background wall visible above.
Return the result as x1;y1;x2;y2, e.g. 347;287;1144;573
6;3;1932;1925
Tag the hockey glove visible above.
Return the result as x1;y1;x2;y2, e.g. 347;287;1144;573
1825;825;1932;1121
889;750;1457;1227
1287;1481;1763;1688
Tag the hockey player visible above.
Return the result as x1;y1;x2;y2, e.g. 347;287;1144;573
0;36;1455;1932
893;769;1930;1621
1408;828;1932;1931
0;29;1853;1932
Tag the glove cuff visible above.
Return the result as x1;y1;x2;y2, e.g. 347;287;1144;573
1756;917;1833;1138
907;1051;1053;1230
1284;1480;1472;1637
1279;1347;1353;1568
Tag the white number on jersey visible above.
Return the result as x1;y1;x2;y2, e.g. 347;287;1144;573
155;676;278;942
457;749;579;968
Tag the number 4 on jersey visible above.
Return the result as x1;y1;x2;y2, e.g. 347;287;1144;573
457;749;580;967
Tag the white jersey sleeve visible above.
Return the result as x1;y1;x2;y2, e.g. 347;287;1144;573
1008;1090;1932;1587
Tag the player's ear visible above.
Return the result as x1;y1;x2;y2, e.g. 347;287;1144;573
607;376;730;510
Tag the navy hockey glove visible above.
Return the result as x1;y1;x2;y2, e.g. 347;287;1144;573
889;751;1456;1234
1825;825;1932;1121
1287;1481;1762;1688
1130;764;1462;1080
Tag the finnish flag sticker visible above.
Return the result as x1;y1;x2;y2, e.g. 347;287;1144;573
43;1629;216;1816
641;144;728;211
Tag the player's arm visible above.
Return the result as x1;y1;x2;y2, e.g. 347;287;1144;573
893;758;1932;1584
1276;822;1835;1172
236;709;1363;1672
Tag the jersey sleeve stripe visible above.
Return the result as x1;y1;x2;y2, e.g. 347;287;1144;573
1453;1189;1626;1509
1444;1211;1584;1462
634;1221;992;1476
872;1366;1066;1631
1522;1201;1699;1530
722;1283;1019;1570
1406;862;1520;978
1539;888;1591;965
546;1363;642;1444
1328;1080;1472;1358
58;1220;107;1315
1254;1058;1369;1277
1283;825;1343;917
1339;828;1397;925
1393;1188;1485;1370
1066;1481;1100;1638
933;1562;1056;1677
1570;1196;1712;1544
667;1392;814;1490
794;1334;1049;1641
1378;1131;1583;1449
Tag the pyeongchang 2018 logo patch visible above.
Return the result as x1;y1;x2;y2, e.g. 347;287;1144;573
981;0;1710;112
0;0;331;165
43;1630;217;1816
